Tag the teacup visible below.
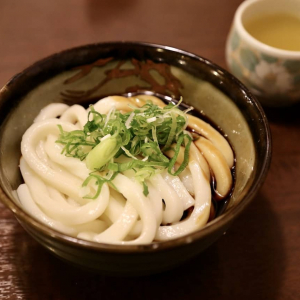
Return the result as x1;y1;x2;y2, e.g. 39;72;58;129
226;0;300;107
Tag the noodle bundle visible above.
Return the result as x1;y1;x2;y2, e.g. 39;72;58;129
17;95;234;244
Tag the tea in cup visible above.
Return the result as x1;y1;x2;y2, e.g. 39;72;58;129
226;0;300;106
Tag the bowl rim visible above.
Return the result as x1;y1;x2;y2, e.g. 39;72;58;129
0;41;272;253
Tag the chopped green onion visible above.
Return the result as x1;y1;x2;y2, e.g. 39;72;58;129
56;98;193;198
168;134;192;176
86;136;120;170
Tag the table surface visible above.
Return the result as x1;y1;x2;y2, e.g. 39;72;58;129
0;0;299;299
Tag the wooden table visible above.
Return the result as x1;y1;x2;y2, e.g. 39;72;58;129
0;0;299;299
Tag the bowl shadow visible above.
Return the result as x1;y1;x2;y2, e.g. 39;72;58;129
11;189;285;300
263;101;300;126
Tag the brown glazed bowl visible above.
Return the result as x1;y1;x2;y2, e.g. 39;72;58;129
0;42;271;276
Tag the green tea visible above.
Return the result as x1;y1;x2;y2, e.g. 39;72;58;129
244;13;300;51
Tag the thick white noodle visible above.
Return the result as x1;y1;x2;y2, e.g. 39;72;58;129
125;181;163;238
79;201;138;243
162;171;195;210
21;119;90;204
44;134;90;180
155;160;211;240
103;195;126;223
17;183;78;235
60;104;88;129
17;96;233;244
149;174;183;224
34;103;69;122
187;115;234;168
17;184;107;235
93;96;133;114
20;158;110;225
195;137;232;197
91;174;157;244
178;167;195;196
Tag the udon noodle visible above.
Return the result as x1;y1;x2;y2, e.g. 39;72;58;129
17;95;234;244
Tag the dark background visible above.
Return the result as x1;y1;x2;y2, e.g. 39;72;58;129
0;1;299;299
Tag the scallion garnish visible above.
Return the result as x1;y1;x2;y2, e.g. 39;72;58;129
56;99;193;198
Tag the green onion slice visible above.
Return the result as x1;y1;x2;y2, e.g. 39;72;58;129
56;98;193;198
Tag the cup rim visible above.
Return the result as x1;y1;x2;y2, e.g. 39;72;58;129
0;41;272;254
235;0;300;59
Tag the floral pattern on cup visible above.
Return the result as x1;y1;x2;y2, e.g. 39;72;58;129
226;29;300;106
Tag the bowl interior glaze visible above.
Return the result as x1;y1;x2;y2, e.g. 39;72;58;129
0;42;271;275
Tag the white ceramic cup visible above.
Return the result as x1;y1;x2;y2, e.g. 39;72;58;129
226;0;300;107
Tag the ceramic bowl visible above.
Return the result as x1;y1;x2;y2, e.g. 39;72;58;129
226;0;300;107
0;42;271;276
